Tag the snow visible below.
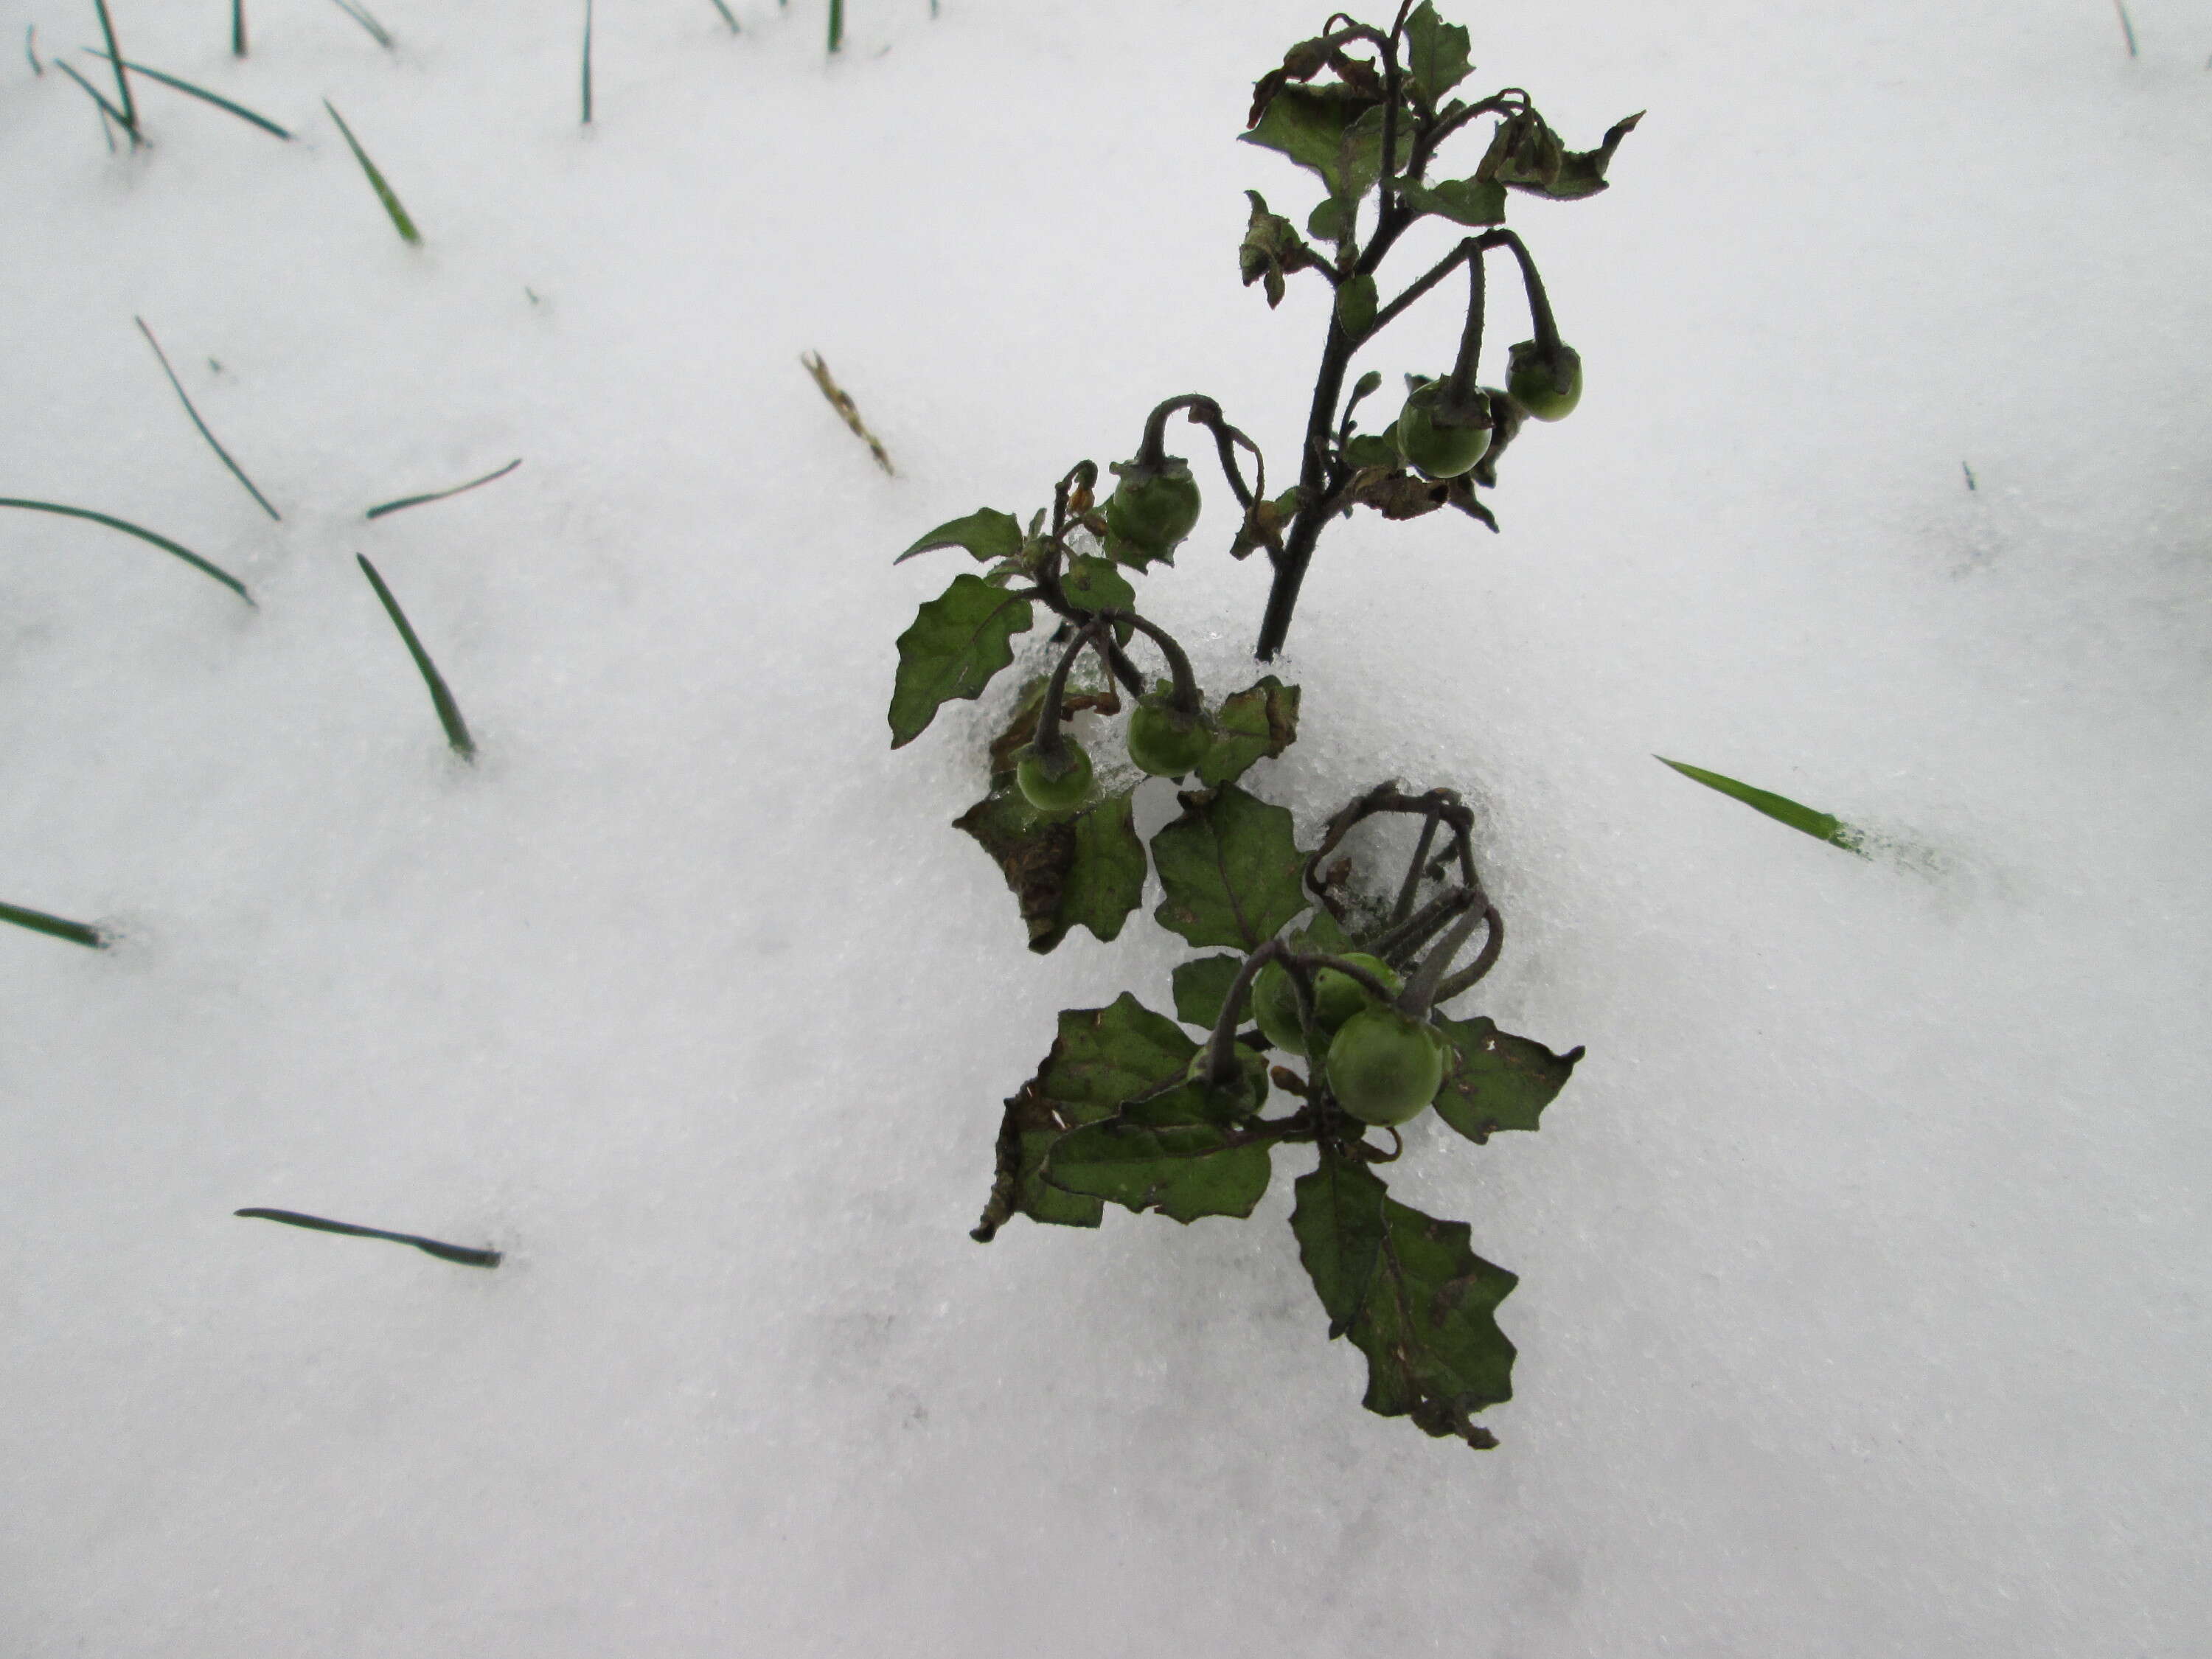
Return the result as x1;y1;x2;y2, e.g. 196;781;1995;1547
3;0;2208;1653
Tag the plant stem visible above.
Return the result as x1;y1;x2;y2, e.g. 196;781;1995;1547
1029;619;1099;768
1390;803;1443;923
1430;904;1503;1006
1398;897;1488;1015
1110;610;1203;716
1201;938;1288;1088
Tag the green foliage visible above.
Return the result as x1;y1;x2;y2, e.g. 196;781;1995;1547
357;555;475;760
0;498;253;605
1658;757;1868;855
891;4;1627;1449
324;100;420;244
0;897;108;950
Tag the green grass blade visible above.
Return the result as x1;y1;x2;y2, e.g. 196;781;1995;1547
91;0;136;131
364;457;521;521
827;0;844;52
323;100;420;244
580;0;593;125
232;0;246;56
135;318;282;520
234;1208;502;1267
327;0;394;50
706;0;739;32
0;898;108;949
355;554;476;759
25;23;43;74
55;58;134;147
1657;757;1868;856
0;497;254;603
2113;0;2138;57
84;49;292;139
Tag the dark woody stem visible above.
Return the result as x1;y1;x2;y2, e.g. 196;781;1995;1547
1398;898;1490;1017
1499;230;1562;351
1110;609;1204;717
1391;803;1444;924
1374;883;1476;969
1134;394;1260;510
1200;939;1291;1088
1431;905;1504;1005
1031;619;1102;767
1446;252;1486;400
1134;394;1217;470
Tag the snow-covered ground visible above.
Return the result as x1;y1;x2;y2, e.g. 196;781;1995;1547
4;1;2208;1653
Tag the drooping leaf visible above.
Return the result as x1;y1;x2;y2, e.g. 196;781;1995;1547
1239;189;1321;309
1059;553;1136;635
973;993;1198;1241
1534;110;1644;201
1045;1083;1281;1223
894;507;1024;565
1396;175;1506;227
1400;1;1472;102
888;573;1034;748
1335;273;1377;340
1342;433;1399;472
1430;1014;1583;1143
1195;675;1300;787
1242;85;1408;207
1292;1153;1517;1450
1172;953;1249;1031
1151;782;1310;950
1656;757;1869;856
953;778;1145;953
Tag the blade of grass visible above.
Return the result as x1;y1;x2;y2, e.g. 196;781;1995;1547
580;0;593;125
2112;0;2138;57
828;0;844;53
232;0;246;57
327;0;394;50
364;457;521;521
0;899;108;949
136;319;282;520
55;58;137;149
25;23;42;74
706;0;739;32
85;49;292;139
234;1208;502;1267
1656;757;1868;857
0;497;254;603
355;554;475;759
801;352;894;475
91;0;136;132
323;100;420;244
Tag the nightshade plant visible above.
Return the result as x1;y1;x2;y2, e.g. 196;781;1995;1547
888;3;1632;1451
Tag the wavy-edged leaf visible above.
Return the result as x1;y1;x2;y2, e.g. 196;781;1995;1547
953;778;1144;953
1401;2;1472;102
1430;1014;1582;1144
1195;675;1299;787
888;573;1034;748
1397;175;1506;227
1240;83;1382;200
1657;756;1868;855
1151;782;1309;950
1059;553;1136;639
1292;1153;1517;1450
1307;194;1355;246
1045;1083;1281;1223
1335;273;1377;340
1172;953;1248;1031
895;507;1023;565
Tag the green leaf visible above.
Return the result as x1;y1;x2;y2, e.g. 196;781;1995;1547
1059;553;1136;633
888;573;1034;748
953;779;1147;953
1401;2;1472;102
1342;432;1399;471
1396;175;1506;227
1293;908;1354;955
1239;189;1320;309
1335;273;1377;340
1307;195;1355;245
1195;675;1300;787
1656;757;1869;856
1239;83;1383;201
1151;782;1310;950
1292;1153;1517;1450
1172;953;1249;1031
895;507;1024;565
1534;110;1644;201
1430;1015;1583;1144
972;992;1198;1240
1044;1085;1279;1223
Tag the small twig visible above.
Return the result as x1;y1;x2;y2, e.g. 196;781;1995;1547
235;1208;501;1267
0;898;108;950
801;352;894;475
135;318;281;520
365;458;521;520
355;554;476;759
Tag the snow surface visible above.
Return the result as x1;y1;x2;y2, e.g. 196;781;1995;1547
3;0;2209;1653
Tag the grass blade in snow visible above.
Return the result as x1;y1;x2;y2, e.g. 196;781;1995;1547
323;100;419;244
26;23;43;74
801;352;894;475
234;1208;501;1267
0;497;253;603
55;59;134;148
828;0;844;53
232;0;246;57
326;0;394;50
355;554;475;759
85;50;291;139
0;899;107;950
1657;757;1867;856
364;458;521;521
91;0;136;133
135;319;281;519
580;0;593;125
706;0;738;32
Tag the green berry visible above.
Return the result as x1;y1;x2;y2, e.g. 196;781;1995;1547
1015;738;1092;813
1184;1043;1270;1115
1394;380;1493;479
1326;1006;1446;1127
1251;953;1403;1055
1127;690;1214;779
1104;462;1201;557
1506;340;1582;421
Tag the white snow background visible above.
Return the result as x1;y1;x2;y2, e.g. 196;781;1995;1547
3;0;2208;1653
